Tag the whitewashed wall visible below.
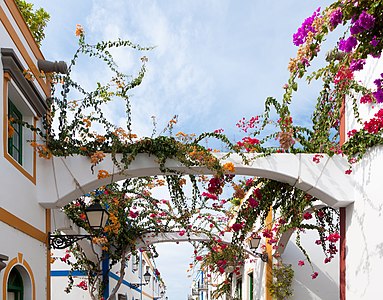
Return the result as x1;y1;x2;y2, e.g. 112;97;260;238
344;55;383;299
0;1;48;299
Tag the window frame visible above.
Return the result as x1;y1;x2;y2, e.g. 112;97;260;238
8;98;23;165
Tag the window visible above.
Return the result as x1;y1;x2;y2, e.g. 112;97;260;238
7;268;24;300
2;48;48;183
8;99;23;164
235;277;242;299
248;272;254;300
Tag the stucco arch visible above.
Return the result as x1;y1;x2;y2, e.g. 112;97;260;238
37;152;355;209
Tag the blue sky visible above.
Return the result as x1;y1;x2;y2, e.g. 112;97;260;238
30;0;335;298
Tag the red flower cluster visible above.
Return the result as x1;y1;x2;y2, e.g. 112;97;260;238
311;272;319;279
76;280;88;290
327;232;340;243
262;228;273;239
236;136;260;152
334;66;353;86
129;210;139;218
60;253;71;263
363;109;383;133
201;192;218;200
360;93;374;104
347;129;357;138
253;188;262;200
303;212;312;220
232;223;243;232
208;177;223;195
248;196;259;208
312;154;324;164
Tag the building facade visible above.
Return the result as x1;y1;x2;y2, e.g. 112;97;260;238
0;0;51;299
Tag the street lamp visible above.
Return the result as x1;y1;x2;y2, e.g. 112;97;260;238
49;200;109;249
248;236;268;262
85;200;109;230
130;267;151;288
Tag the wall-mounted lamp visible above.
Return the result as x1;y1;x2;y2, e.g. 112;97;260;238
248;236;268;263
49;200;109;249
130;266;151;288
0;254;9;272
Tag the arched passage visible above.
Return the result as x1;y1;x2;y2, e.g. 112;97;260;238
37;152;355;209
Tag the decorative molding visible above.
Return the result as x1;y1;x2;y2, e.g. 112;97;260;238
2;48;47;116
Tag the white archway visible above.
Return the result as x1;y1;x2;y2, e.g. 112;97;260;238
37;152;355;209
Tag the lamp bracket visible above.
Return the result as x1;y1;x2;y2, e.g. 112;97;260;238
49;233;93;249
130;283;147;288
255;252;269;263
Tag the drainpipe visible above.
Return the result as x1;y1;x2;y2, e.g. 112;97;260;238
37;59;68;74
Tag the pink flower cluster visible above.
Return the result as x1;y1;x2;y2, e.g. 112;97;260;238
236;116;259;133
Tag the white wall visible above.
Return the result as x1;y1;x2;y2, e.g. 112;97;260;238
0;1;48;299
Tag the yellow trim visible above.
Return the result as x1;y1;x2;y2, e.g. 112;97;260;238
45;209;51;300
0;4;50;97
141;290;155;299
2;257;17;299
2;253;37;300
265;207;272;300
0;207;46;243
3;73;37;184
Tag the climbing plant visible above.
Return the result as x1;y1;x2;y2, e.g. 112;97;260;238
13;0;383;298
15;0;50;46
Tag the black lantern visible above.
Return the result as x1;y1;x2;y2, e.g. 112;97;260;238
248;236;261;249
85;200;109;231
130;267;152;288
143;267;151;284
49;200;109;249
248;236;268;263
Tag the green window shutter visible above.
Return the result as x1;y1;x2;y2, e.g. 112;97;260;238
8;99;23;165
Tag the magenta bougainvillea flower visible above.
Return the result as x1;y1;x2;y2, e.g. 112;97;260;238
293;7;321;46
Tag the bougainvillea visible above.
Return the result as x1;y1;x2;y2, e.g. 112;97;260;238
15;0;383;299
